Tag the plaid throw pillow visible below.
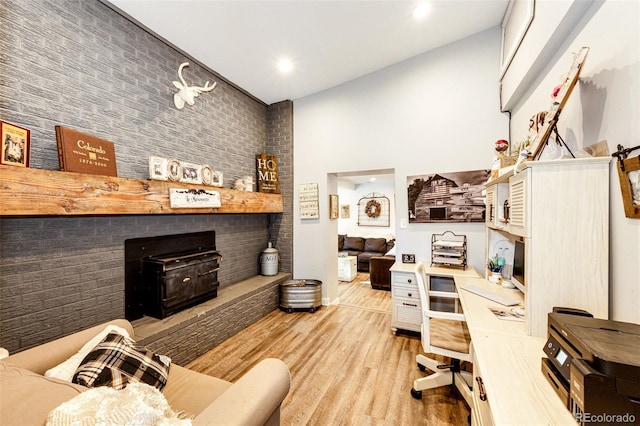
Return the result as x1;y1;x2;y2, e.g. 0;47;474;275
72;332;171;391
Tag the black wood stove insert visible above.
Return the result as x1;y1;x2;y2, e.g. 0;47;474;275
125;231;221;320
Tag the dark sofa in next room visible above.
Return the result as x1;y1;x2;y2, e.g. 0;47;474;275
338;235;395;272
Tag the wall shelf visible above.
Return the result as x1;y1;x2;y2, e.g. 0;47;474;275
0;165;283;216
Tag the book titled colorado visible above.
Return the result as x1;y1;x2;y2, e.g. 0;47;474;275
55;126;117;177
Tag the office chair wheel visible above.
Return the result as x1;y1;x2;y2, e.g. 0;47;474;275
411;388;422;399
417;362;426;372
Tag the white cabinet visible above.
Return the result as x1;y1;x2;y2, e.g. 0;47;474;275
390;263;421;334
485;158;610;337
337;255;357;282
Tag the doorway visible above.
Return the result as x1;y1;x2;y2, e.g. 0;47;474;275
335;169;396;288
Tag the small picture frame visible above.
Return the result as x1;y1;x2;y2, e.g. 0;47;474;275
167;159;182;181
329;194;339;219
180;162;202;184
201;165;214;185
211;170;224;187
149;155;169;181
1;121;30;167
340;204;350;219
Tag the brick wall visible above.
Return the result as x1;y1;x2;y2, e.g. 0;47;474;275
0;0;292;353
267;101;294;273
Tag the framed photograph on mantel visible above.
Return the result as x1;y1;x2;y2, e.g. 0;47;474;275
1;121;30;167
149;155;169;181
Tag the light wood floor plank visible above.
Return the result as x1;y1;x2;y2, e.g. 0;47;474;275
186;273;470;425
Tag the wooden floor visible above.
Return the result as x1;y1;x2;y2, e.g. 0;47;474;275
186;273;470;425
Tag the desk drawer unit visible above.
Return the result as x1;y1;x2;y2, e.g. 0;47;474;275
472;353;494;426
391;270;421;334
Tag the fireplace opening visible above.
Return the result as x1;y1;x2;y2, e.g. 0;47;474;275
125;231;221;320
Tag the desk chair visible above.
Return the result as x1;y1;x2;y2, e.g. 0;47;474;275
411;262;473;407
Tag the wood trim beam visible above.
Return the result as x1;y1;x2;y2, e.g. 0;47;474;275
0;165;283;216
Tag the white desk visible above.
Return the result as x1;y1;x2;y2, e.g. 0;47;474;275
455;276;575;425
389;263;478;333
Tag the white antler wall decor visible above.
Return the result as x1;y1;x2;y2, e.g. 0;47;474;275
172;62;217;109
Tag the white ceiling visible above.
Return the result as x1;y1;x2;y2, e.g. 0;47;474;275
106;0;509;105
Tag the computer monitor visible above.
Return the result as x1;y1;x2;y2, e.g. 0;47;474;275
512;240;525;293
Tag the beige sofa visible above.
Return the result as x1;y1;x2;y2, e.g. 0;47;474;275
0;319;291;426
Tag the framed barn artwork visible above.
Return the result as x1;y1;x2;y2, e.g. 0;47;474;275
407;169;491;223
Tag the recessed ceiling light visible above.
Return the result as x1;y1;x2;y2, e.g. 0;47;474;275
369;177;377;182
412;2;431;19
277;58;294;74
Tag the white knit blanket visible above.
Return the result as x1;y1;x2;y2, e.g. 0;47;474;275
46;382;192;426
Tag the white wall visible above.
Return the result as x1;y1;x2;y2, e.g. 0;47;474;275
293;27;508;304
504;0;640;323
337;179;396;239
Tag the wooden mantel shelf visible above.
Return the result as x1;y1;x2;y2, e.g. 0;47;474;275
0;165;283;216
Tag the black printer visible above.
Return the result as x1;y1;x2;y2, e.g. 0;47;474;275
542;311;640;425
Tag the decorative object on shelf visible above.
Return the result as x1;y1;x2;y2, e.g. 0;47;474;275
201;165;213;185
167;159;182;181
233;178;245;191
529;47;590;160
329;194;339;219
160;158;223;187
491;140;517;179
172;62;216;110
495;139;509;153
210;170;223;187
179;161;202;184
299;182;319;219
55;125;117;177
431;231;467;269
512;135;532;158
612;144;640;219
149;155;169;181
357;192;390;227
232;176;254;191
513;148;529;173
243;175;254;191
260;242;279;276
256;153;279;193
1;121;30;168
340;204;350;219
407;169;490;223
168;188;221;208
